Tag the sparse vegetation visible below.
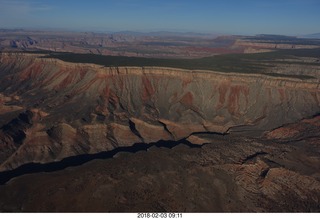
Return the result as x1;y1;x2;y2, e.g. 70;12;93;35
244;35;320;46
43;48;320;79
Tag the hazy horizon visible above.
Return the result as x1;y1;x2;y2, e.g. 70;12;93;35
0;0;319;36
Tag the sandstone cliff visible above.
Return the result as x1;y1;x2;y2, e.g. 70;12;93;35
0;53;319;171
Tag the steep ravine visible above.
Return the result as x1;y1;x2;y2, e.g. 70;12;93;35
1;132;319;212
0;133;216;185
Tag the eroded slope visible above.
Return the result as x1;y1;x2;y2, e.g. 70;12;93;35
0;52;319;171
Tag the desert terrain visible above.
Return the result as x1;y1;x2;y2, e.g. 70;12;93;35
0;30;319;212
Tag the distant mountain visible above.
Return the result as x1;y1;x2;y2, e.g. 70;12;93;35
301;33;320;39
112;31;217;38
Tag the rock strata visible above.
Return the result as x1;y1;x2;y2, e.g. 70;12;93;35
0;52;319;171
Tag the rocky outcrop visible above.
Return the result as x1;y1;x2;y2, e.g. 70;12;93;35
0;52;319;171
265;115;320;142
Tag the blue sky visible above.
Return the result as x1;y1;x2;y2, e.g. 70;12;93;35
0;0;319;35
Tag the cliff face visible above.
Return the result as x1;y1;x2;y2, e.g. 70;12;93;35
234;39;320;50
0;53;319;171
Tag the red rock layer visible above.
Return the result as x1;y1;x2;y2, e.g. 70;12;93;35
0;53;319;171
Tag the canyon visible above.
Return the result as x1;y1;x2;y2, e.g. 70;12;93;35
2;30;320;58
0;47;319;211
0;52;319;171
